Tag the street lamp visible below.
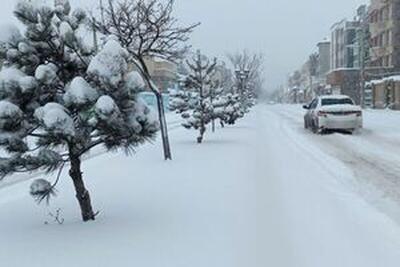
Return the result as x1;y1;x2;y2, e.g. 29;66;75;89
235;69;250;111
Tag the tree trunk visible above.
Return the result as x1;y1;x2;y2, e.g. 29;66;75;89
155;92;172;160
197;125;206;144
220;120;225;128
212;119;215;133
138;59;172;161
69;155;96;222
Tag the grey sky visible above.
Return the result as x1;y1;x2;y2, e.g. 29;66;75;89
1;0;366;91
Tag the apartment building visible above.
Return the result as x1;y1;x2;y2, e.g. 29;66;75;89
317;40;331;80
354;5;370;69
330;19;360;69
368;0;400;71
328;18;362;103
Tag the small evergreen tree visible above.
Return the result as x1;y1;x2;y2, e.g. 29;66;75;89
209;85;225;132
221;93;244;125
179;51;217;143
170;56;244;135
0;0;158;222
169;89;191;114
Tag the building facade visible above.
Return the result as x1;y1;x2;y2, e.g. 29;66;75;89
354;5;370;69
330;19;360;69
368;0;400;72
328;18;362;103
317;40;331;80
145;58;178;92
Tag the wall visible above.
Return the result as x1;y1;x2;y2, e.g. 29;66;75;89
327;69;361;104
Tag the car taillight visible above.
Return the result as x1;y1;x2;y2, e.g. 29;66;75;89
317;111;328;117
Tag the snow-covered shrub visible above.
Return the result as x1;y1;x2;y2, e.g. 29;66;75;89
0;0;158;222
221;93;244;125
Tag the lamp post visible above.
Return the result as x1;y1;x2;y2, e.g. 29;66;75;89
235;69;250;109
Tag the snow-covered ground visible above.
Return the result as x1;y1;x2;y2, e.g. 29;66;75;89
269;104;400;222
2;105;400;266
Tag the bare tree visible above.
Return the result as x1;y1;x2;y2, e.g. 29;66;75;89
94;0;199;160
227;50;265;98
227;50;265;111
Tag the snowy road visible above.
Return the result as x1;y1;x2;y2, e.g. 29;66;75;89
2;105;400;266
267;105;400;222
254;105;400;266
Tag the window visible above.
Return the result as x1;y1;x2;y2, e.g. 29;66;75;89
310;99;318;109
321;98;354;106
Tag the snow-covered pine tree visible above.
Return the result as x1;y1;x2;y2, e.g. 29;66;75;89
209;84;225;132
169;89;191;114
181;50;217;144
221;93;244;125
0;0;158;222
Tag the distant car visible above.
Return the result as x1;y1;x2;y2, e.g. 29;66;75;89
303;95;363;134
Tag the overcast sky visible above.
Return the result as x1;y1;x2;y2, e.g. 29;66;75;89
0;0;366;91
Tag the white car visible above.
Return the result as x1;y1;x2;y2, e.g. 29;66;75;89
303;95;363;134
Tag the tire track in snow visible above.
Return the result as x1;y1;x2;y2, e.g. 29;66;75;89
264;104;400;223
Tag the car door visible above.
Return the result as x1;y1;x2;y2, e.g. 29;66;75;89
310;98;319;125
306;98;317;124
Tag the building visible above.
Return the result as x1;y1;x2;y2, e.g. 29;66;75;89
330;19;360;69
354;5;370;69
312;40;332;96
328;16;364;104
144;57;178;92
368;0;400;72
368;75;400;109
327;69;361;103
317;40;331;79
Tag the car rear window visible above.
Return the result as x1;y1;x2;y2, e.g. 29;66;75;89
321;98;354;106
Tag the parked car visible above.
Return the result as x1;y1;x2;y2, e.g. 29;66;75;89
138;92;170;112
303;95;363;134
